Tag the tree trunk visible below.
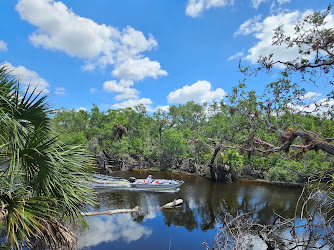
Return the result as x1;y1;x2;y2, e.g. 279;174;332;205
208;144;221;180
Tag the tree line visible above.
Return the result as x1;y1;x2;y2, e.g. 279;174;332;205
53;90;334;182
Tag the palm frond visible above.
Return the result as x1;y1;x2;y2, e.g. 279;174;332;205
0;63;96;248
0;181;55;248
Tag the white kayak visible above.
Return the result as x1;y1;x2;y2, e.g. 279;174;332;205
129;177;184;190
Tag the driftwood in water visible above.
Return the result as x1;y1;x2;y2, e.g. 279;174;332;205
82;199;183;217
161;199;183;209
81;206;139;216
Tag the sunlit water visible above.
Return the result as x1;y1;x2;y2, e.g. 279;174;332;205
77;171;304;249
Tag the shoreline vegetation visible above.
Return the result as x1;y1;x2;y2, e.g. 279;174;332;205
53;99;334;185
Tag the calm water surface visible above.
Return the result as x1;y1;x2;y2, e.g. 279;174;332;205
77;171;303;249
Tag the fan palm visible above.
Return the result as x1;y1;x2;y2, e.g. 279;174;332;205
0;65;95;248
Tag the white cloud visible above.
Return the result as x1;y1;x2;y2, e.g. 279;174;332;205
252;0;267;9
111;98;153;109
90;88;97;94
185;0;233;18
235;10;334;65
251;0;290;9
4;62;50;94
16;0;166;81
16;0;114;59
155;105;170;112
0;40;7;51
112;57;167;81
76;107;87;112
289;98;334;115
55;87;65;95
167;80;226;104
228;51;244;61
277;0;291;4
299;92;322;100
234;15;262;36
103;79;140;101
269;1;276;14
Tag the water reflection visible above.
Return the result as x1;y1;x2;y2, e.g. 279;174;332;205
78;171;305;249
77;214;152;248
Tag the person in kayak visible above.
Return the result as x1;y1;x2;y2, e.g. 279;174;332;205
144;175;153;184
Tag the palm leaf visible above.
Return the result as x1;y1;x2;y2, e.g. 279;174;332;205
0;63;95;248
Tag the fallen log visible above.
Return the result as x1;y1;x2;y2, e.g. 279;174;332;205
161;199;183;209
81;199;184;216
81;206;139;216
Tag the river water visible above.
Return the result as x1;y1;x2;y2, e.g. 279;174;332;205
77;171;304;249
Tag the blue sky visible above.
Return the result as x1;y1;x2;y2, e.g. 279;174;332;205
0;0;332;112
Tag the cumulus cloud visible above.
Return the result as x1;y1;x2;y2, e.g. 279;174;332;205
185;0;233;18
103;79;139;101
16;0;168;108
111;98;153;109
112;57;167;81
16;0;166;80
0;40;7;51
228;51;244;61
89;88;97;94
167;80;226;104
235;10;334;65
4;62;50;94
55;87;65;95
299;92;322;100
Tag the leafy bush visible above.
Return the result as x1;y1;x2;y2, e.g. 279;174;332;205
159;128;188;166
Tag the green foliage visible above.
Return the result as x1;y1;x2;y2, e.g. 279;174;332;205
265;161;301;183
53;95;334;182
159;128;188;166
264;150;332;183
59;131;89;145
216;149;243;171
248;156;271;170
0;65;94;248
